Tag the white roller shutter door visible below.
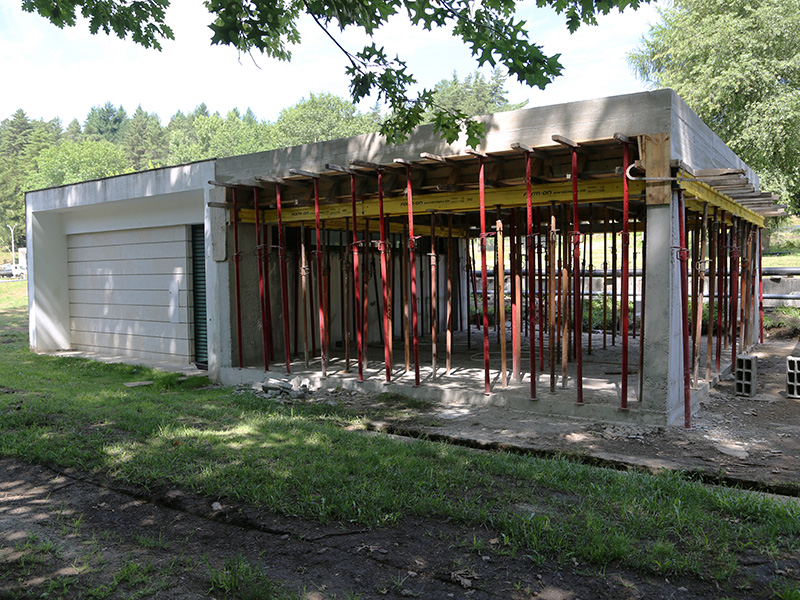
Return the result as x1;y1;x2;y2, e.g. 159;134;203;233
67;225;194;363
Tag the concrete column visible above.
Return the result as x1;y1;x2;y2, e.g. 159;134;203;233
206;184;232;381
641;194;685;425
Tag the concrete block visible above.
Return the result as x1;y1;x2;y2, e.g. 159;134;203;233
788;357;800;399
735;354;757;398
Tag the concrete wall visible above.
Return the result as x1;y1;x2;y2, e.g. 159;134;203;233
223;227;467;367
215;90;676;184
27;162;215;366
669;91;759;183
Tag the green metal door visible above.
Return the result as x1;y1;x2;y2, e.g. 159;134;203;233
191;225;208;368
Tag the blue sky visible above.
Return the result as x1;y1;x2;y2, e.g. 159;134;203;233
0;0;664;126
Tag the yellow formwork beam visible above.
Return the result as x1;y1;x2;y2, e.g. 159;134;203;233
289;219;465;238
242;178;646;226
678;171;764;228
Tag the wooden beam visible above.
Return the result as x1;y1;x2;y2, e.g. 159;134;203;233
208;179;251;189
640;133;671;205
681;173;764;228
246;178;646;225
254;175;307;188
288;168;335;180
325;163;360;176
551;134;579;148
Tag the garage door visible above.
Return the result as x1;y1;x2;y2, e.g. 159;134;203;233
67;225;195;364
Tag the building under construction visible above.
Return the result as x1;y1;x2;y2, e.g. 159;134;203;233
26;89;784;426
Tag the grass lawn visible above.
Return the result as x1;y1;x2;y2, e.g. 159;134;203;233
1;281;799;592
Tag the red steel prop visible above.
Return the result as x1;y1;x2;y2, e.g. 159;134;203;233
446;215;454;375
632;217;637;339
399;161;421;386
562;138;584;404
587;215;593;356
619;136;631;410
537;206;544;373
430;213;438;377
350;174;364;382
313;178;327;377
362;219;370;368
525;152;537;397
706;208;718;380
759;229;764;344
510;209;519;382
730;219;740;372
344;218;351;372
715;214;725;373
252;187;270;371
264;224;274;361
378;169;392;382
677;191;692;428
292;234;299;357
475;153;492;395
275;183;292;373
231;188;244;368
511;143;538;398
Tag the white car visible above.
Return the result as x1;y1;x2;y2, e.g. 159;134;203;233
0;263;26;278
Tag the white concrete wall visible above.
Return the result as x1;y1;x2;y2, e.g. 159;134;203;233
28;211;70;351
27;161;215;365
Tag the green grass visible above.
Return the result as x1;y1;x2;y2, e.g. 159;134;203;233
1;281;799;588
0;278;27;308
208;555;299;600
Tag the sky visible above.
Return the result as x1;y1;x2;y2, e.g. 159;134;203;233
0;0;665;126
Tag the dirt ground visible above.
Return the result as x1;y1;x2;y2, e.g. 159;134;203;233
2;335;799;599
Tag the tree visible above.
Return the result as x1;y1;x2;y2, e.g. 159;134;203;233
171;109;277;162
121;106;167;170
423;69;528;130
273;93;379;147
0;110;34;157
628;0;800;210
166;105;207;165
84;102;129;144
26;139;129;190
24;0;649;146
0;110;63;246
64;119;83;142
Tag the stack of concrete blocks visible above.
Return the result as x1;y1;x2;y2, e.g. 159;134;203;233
787;357;800;399
734;355;757;397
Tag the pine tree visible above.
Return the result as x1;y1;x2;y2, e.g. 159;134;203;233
84;102;129;144
121;106;167;170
